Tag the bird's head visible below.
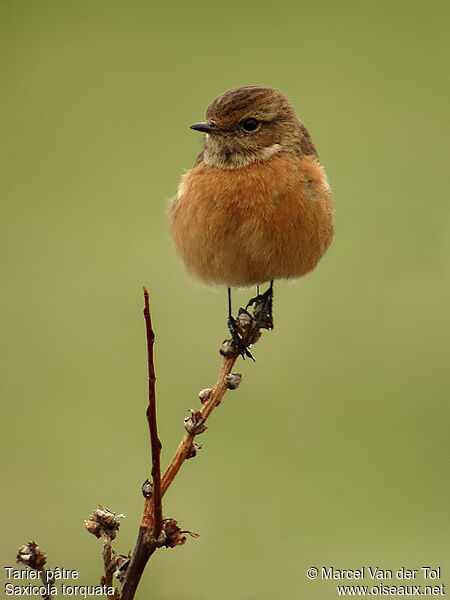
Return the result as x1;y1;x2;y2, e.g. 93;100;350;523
190;86;315;169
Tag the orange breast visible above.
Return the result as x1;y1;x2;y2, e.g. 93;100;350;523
169;154;334;287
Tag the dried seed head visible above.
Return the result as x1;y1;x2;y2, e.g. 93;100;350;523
17;541;46;570
220;339;237;357
225;372;242;390
251;300;274;330
198;387;212;403
184;409;207;435
236;308;253;336
141;479;153;498
186;442;202;459
162;518;199;548
247;328;262;345
84;505;124;540
114;555;131;583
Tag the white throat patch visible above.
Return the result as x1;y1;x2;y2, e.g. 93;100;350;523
204;142;282;169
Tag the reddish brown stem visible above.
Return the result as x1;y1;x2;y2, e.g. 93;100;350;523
122;290;263;600
143;287;162;539
120;530;157;600
160;352;238;497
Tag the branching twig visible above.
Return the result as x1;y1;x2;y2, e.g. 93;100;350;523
121;349;240;600
121;290;269;600
20;289;271;600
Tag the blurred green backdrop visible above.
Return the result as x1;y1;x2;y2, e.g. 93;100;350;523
1;1;448;599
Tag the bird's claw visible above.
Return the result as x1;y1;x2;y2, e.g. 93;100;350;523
246;286;274;330
227;316;255;360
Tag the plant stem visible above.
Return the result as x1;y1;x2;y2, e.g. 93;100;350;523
160;352;238;497
143;287;162;539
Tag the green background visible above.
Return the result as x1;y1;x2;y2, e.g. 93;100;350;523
1;1;448;598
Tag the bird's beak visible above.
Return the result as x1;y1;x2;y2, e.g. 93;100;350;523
190;121;221;134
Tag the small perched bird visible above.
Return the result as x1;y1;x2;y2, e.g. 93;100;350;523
169;86;334;355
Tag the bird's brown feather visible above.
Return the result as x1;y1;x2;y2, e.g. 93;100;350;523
170;153;333;287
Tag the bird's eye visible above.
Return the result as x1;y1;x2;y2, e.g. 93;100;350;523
241;118;259;132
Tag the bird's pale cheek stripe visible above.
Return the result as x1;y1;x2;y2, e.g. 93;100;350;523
203;143;283;170
259;143;282;161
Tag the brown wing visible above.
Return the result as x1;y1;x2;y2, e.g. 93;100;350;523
298;123;318;158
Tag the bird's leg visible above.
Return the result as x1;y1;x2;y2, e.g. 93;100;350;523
227;288;254;360
246;280;274;331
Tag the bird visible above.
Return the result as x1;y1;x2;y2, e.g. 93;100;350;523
169;86;334;357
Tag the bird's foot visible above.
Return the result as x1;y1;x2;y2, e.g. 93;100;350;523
227;314;255;361
246;284;274;331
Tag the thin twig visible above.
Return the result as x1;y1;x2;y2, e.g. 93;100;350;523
101;538;117;600
122;351;239;600
121;291;265;600
143;287;162;539
160;301;269;497
39;571;54;600
160;352;238;496
120;290;163;600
